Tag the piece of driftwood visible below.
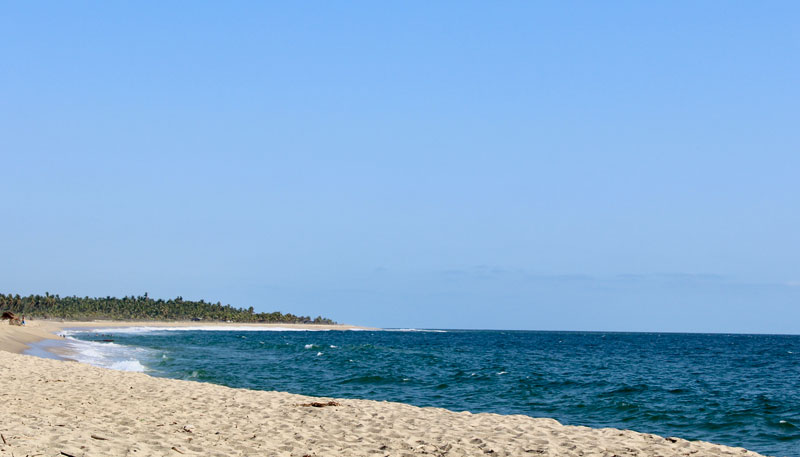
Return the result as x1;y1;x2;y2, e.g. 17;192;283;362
297;401;341;407
171;445;185;454
90;434;108;440
1;433;6;444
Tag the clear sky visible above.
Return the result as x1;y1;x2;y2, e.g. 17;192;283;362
2;2;798;333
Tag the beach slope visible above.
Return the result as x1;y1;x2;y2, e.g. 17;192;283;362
0;349;767;457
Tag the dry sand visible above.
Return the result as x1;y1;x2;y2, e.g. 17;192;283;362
0;322;767;457
0;320;62;353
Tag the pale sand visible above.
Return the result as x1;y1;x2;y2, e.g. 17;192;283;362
0;320;62;354
0;323;767;457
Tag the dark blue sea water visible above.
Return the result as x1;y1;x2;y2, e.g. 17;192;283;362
61;328;800;456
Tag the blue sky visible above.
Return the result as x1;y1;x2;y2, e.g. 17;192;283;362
1;2;798;332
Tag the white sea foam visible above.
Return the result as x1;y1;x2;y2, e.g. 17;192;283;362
109;360;149;372
57;337;152;372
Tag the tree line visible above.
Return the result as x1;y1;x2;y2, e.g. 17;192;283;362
0;293;335;324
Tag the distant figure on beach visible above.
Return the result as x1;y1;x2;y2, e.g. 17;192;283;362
21;316;26;326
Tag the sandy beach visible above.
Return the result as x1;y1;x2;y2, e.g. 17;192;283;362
0;322;768;457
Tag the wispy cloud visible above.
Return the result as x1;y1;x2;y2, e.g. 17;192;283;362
434;268;730;285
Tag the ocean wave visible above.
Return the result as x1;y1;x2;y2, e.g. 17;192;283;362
109;360;149;372
57;337;152;372
777;419;798;430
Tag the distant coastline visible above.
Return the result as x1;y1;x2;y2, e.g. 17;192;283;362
0;319;372;355
1;292;336;324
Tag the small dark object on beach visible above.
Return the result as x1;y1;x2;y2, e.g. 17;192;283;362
61;452;77;457
1;433;6;444
91;434;108;440
171;446;185;454
1;311;22;326
298;401;341;408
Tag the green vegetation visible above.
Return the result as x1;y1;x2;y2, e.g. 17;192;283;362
0;293;335;324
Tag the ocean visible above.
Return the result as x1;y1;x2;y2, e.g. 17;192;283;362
38;328;800;457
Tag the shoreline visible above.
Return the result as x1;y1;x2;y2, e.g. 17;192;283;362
0;321;771;456
0;350;768;457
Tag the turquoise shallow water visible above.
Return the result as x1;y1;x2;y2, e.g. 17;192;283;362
63;329;800;456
